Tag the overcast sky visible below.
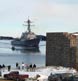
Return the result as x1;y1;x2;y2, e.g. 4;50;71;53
0;0;78;37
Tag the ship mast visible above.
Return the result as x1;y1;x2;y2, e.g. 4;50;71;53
24;18;34;33
27;19;31;33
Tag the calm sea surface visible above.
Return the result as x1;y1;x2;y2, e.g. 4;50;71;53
0;40;46;67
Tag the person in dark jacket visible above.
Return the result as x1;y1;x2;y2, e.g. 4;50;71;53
8;65;11;71
29;64;32;71
2;64;5;72
0;65;2;70
0;65;2;76
33;64;36;71
16;62;19;69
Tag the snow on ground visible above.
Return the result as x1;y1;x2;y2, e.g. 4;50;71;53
1;66;77;79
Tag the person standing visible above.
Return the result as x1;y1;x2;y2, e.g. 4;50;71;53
8;65;11;71
2;64;5;72
22;62;24;70
16;62;19;69
0;70;1;76
29;64;32;71
25;64;29;71
33;64;36;71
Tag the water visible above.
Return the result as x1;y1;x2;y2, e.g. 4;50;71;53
0;40;46;67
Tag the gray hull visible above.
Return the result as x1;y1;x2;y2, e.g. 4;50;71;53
11;38;40;48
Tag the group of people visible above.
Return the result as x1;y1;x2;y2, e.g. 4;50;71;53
0;62;37;73
27;63;36;71
0;64;11;71
0;64;11;76
16;62;37;71
0;64;5;69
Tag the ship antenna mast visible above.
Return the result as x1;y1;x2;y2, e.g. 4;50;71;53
27;19;31;33
24;18;34;33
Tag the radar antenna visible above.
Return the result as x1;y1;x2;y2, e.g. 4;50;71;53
27;19;31;33
23;18;34;33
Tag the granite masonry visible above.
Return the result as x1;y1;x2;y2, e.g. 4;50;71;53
46;32;78;70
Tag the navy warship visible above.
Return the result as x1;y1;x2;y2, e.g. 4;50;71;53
11;19;40;49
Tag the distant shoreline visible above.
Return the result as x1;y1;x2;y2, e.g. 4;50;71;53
0;36;14;40
0;35;46;41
